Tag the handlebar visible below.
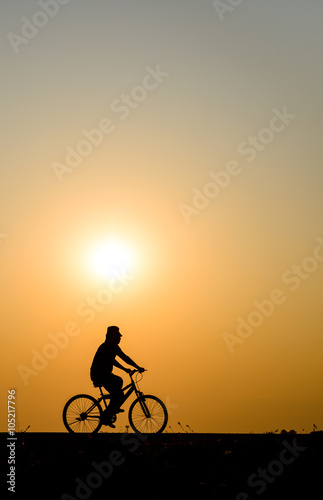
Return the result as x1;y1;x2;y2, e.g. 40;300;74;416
128;368;146;376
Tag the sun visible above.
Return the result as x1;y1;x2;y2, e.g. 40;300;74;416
90;240;135;279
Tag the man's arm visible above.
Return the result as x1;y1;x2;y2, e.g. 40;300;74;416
117;349;144;371
113;359;129;373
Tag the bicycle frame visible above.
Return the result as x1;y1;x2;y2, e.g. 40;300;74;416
96;370;144;412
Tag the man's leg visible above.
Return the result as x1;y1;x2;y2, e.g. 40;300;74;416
103;374;123;415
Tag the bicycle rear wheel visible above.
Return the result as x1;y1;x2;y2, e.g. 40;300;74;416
63;394;102;433
128;395;168;434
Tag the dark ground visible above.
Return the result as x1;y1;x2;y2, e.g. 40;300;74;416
1;432;322;499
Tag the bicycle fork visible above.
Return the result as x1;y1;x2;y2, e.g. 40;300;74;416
138;397;150;418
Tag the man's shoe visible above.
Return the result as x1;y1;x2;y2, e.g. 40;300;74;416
102;409;116;426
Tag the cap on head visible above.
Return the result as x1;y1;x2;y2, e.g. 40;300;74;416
106;325;120;341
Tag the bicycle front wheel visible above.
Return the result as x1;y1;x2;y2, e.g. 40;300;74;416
63;394;102;434
128;395;168;434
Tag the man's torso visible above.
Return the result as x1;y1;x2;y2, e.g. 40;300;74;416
90;341;121;383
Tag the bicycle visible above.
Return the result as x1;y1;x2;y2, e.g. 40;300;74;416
62;369;168;435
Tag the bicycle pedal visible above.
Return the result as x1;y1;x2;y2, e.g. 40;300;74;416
102;416;116;427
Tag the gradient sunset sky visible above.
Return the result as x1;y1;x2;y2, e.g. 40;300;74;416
1;0;323;433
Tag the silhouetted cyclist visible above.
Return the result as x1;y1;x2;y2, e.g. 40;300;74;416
90;326;145;427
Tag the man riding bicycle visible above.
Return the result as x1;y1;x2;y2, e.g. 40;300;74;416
90;325;145;427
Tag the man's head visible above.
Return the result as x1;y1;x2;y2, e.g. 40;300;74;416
106;325;122;344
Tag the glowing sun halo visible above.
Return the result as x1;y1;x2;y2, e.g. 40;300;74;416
90;241;134;279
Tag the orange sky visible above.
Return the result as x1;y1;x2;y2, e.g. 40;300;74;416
1;0;323;433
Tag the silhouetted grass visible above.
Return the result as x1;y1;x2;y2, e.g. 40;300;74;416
1;432;322;500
